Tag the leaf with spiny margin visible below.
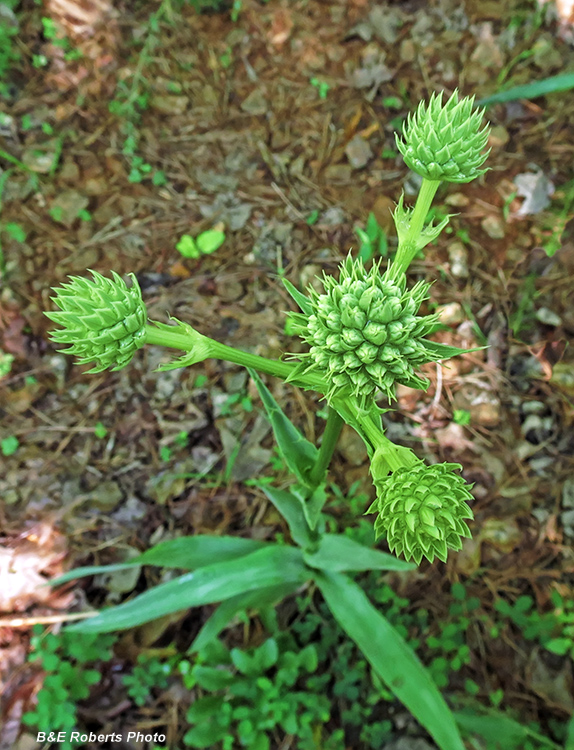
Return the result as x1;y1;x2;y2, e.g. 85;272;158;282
248;368;319;488
419;339;484;362
282;278;313;316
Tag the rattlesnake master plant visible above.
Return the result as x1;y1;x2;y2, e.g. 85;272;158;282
367;462;474;565
45;270;147;373
44;90;490;571
43;91;492;750
396;89;490;183
289;255;447;403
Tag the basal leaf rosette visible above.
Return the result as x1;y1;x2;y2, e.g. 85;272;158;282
367;462;473;565
288;254;458;403
396;90;490;183
45;270;147;373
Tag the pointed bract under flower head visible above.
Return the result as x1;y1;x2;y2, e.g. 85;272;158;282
366;462;474;565
396;90;490;183
289;254;461;404
45;270;147;373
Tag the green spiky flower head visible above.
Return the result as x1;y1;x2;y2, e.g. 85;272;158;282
367;462;474;565
396;90;490;183
289;254;465;403
45;270;147;373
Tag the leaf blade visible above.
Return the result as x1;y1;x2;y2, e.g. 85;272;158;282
248;368;318;487
67;546;310;633
315;570;465;750
303;534;415;572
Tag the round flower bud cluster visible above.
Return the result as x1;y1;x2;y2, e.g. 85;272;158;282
396;90;490;184
291;255;440;403
367;462;474;565
45;270;147;373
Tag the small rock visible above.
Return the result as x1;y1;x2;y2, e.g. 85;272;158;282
399;39;416;62
22;147;58;174
471;398;501;427
84;480;123;511
50;189;89;228
241;88;267;115
437;302;464;325
448;241;469;278
481;215;505;239
149;95;189;115
345;134;373;169
445;192;469;207
562;509;574;538
562;477;574;509
320;206;346;226
489;125;510;148
536;307;562;326
521;400;547;415
59;160;80;182
323;164;352;183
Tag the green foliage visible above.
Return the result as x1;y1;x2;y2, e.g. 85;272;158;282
495;589;574;658
123;653;171;706
22;627;116;748
1;434;19;455
176;229;226;259
0;1;20;95
354;212;388;263
181;636;333;749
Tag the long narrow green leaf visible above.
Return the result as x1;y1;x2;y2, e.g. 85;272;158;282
282;277;313;315
477;73;574;106
67;546;309;633
454;708;560;750
260;485;313;548
51;536;268;586
135;536;268;568
248;368;318;487
303;534;415;573
315;571;465;750
189;582;302;653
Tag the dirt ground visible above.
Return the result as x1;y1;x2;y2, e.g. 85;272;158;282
1;0;574;748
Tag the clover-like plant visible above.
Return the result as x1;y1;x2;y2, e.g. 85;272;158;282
45;91;491;750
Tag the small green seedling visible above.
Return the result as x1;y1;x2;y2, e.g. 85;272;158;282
176;229;226;259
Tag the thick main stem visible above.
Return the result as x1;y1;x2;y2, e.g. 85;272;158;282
308;407;345;488
144;324;326;391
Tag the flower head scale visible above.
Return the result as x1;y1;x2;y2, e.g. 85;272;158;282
396;90;490;183
45;270;147;373
288;254;451;404
367;462;474;565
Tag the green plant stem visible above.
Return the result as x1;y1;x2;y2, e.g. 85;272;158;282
360;413;419;473
308;407;345;487
144;324;326;391
392;177;441;276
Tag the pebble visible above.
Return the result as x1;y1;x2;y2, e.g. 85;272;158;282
149;95;189;115
481;215;505;239
561;509;574;539
562;477;574;509
447;241;469;278
536;307;562;326
437;302;464;325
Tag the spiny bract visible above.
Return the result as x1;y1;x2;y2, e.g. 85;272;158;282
45;270;147;373
290;255;442;403
367;462;474;565
396;90;490;183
